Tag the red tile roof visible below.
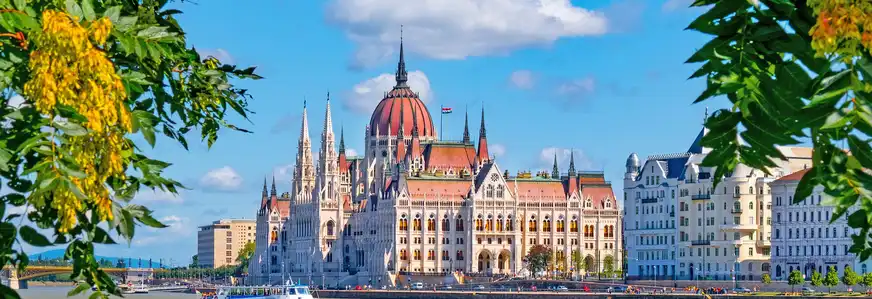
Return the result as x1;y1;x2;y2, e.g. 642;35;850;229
405;179;469;199
774;168;810;183
423;143;476;172
510;180;565;201
580;186;615;209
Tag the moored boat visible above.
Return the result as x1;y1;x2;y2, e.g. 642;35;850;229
210;283;312;299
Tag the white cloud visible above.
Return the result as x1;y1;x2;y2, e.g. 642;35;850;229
134;188;183;204
539;147;593;171
136;215;192;245
490;144;507;158
326;0;609;68
661;0;689;11
273;164;294;185
199;166;243;192
343;70;433;114
556;77;596;97
198;48;234;64
346;148;359;157
509;70;535;89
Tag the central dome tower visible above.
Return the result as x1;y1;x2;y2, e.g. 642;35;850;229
367;37;436;139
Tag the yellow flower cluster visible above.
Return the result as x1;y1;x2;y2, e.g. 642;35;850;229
808;0;872;57
23;10;131;232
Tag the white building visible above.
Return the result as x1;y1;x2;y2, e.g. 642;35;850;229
248;39;623;287
623;123;812;281
770;168;858;279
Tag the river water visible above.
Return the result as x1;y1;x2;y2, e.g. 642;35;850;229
17;287;197;299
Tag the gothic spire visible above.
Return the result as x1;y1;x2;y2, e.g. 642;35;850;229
462;109;470;144
568;150;577;177
262;177;268;198
479;106;487;138
395;25;408;88
552;153;559;179
270;176;277;197
339;126;345;154
476;106;489;162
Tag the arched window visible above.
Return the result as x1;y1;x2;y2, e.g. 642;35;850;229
486;185;495;198
413;214;422;231
557;217;565;232
413;250;421;260
543;216;551;232
476;215;484;231
506;215;514;231
497;215;504;231
486;215;494;231
427;214;436;231
529;215;537;232
400;249;408;260
570;216;579;233
735;186;740;194
749;201;754;210
456;215;464;231
326;220;335;236
442;216;450;232
749;186;754;194
496;185;505;198
399;215;408;231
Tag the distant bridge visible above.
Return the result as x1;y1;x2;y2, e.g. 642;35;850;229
0;266;162;290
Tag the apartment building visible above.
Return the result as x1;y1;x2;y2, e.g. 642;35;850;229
197;219;256;268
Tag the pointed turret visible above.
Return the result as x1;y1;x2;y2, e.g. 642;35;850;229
317;92;339;201
462;109;471;144
395;100;407;162
270;176;277;199
292;100;316;202
395;26;408;88
552;154;560;179
338;127;349;175
409;104;422;162
568;150;577;177
262;177;269;198
476;107;489;162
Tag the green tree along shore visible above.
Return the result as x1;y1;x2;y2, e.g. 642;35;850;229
687;0;872;261
0;0;261;298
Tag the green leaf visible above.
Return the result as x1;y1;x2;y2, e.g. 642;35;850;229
132;110;156;146
848;135;872;170
0;147;11;172
80;0;96;21
65;0;84;20
849;210;869;228
92;227;117;244
68;282;91;297
55;120;88;136
0;284;22;299
794;167;817;203
20;225;52;247
103;6;122;23
117;209;135;242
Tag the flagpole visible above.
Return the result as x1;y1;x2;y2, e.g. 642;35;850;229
440;104;443;140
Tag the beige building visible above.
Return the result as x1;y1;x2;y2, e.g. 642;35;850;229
623;122;813;281
198;219;256;268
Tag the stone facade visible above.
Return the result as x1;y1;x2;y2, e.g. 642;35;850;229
249;40;622;287
622;123;813;281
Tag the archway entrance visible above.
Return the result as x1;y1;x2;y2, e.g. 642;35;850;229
498;251;510;273
478;250;492;274
584;255;595;273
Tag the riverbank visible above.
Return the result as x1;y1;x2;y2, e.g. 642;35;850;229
25;281;75;287
314;290;867;299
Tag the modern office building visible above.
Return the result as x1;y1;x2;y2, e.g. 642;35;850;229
197;219;257;268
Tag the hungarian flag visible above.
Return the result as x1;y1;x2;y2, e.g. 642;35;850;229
441;107;453;114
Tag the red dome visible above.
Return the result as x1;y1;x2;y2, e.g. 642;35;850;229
368;87;436;138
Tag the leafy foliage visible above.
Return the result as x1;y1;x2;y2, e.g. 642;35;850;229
843;266;860;287
861;272;872;291
686;0;872;260
524;244;551;278
602;255;614;275
235;241;255;273
811;270;824;287
789;270;805;292
762;273;772;284
0;0;261;298
825;266;840;291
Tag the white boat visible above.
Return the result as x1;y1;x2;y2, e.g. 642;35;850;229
212;283;312;299
133;284;149;294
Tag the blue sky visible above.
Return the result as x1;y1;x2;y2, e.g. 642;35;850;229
19;0;726;264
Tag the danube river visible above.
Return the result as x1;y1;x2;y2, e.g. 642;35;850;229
17;287;197;299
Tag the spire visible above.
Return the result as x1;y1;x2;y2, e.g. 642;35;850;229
395;25;408;88
552;154;559;179
476;106;489;163
270;176;277;197
395;99;406;161
568;149;577;177
300;100;310;143
339;126;345;154
262;177;268;198
462;109;470;144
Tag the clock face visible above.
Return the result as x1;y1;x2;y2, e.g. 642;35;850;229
490;173;499;182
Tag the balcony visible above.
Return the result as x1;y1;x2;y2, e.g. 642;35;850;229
720;224;758;231
640;197;658;204
731;207;743;214
691;194;711;200
691;240;711;246
756;240;771;247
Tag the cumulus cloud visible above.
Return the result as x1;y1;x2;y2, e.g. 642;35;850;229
134;188;183;204
343;70;433;114
273;164;295;186
539;147;593;171
509;70;535;89
326;0;609;68
199;166;244;192
346;148;359;157
197;48;234;64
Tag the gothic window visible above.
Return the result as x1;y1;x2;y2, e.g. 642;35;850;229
486;185;495;198
427;214;436;231
557;217;565;233
456;215;464;231
605;199;612;208
496;215;504;232
529;215;537;232
400;249;408;260
542;216;551;232
399;214;408;231
414;250;421;261
496;185;505;198
326;220;335;236
486;215;494;231
413;214;422;231
570;216;579;233
506;215;514;231
476;215;483;231
585;199;593;208
442;216;450;232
